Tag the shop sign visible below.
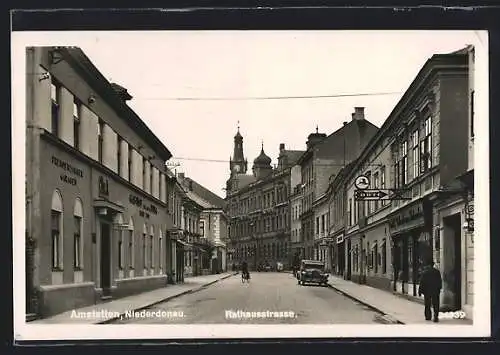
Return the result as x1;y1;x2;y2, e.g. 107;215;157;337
129;194;159;219
51;155;83;186
388;202;424;229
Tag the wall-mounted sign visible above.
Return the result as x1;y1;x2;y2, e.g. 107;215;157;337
354;175;370;190
389;202;424;229
98;176;109;197
129;194;158;219
52;155;83;186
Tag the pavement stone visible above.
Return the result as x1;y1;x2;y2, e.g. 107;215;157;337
29;272;237;324
327;275;472;325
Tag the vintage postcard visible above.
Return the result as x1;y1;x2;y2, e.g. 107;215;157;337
12;29;490;341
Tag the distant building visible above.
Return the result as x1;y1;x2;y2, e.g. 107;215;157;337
177;173;229;275
226;128;304;270
297;109;379;261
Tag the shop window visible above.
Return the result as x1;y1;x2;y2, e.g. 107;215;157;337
73;198;83;270
51;190;63;271
73;99;81;150
51;80;60;137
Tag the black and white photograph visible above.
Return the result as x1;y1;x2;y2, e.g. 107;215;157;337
12;29;490;340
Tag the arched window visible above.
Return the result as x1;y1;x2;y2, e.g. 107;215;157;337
143;223;147;271
51;190;63;270
150;226;154;269
159;228;163;271
128;217;135;270
73;198;83;270
115;214;124;271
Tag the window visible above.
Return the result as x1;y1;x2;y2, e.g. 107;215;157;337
374;243;378;273
143;158;147;191
382;239;387;274
401;141;408;186
128;146;132;182
422;117;432;172
159;233;163;270
412;129;419;180
380;166;386;206
73;198;83;270
117;136;122;176
51;190;63;271
73;99;81;149
471;90;475;138
143;225;147;270
373;172;379;210
348;198;352;226
51;81;60;136
150;227;154;269
97;119;104;163
316;217;320;235
150;164;153;194
321;215;325;234
200;221;205;237
118;230;124;270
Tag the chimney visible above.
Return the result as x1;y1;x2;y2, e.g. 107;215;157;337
352;107;365;120
279;143;285;152
111;83;133;102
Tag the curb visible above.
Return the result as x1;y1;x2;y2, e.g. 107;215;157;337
97;273;237;324
326;283;404;325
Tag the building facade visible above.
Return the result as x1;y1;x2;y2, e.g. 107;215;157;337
289;165;303;267
298;109;379;261
226;129;303;270
25;47;178;318
340;47;473;316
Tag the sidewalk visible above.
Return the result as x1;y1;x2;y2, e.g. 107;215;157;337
327;276;473;325
30;272;236;324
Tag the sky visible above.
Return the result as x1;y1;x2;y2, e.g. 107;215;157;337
21;30;484;198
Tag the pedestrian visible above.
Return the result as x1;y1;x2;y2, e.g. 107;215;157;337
418;260;442;322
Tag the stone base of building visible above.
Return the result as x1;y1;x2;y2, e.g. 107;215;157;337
37;282;96;318
365;275;392;291
36;275;171;318
113;275;168;299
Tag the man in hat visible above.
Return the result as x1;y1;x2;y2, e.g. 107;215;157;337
419;260;442;322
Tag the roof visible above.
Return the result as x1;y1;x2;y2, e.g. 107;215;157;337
178;175;226;209
280;149;305;166
60;47;173;162
253;147;272;165
232;174;257;189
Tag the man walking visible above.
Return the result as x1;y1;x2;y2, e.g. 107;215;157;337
419;261;442;322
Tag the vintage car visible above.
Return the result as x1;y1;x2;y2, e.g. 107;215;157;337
297;259;329;286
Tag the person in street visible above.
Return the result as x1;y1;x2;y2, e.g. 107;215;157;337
241;260;250;280
418;260;442;322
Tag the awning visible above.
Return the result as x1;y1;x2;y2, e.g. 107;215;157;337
94;198;125;214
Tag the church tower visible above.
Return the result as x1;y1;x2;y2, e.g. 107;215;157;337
229;123;248;176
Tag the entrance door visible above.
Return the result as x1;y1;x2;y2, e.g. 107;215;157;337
100;222;111;296
445;214;462;310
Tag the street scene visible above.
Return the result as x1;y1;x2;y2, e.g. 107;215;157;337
20;31;483;332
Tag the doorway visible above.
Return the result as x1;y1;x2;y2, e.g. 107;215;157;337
100;222;111;297
443;213;462;310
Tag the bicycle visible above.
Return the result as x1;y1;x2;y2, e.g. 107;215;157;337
241;271;250;283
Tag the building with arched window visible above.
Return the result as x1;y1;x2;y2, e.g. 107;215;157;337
25;46;180;319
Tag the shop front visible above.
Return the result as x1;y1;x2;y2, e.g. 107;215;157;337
388;199;434;298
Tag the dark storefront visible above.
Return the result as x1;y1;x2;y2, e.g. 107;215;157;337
388;198;434;297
